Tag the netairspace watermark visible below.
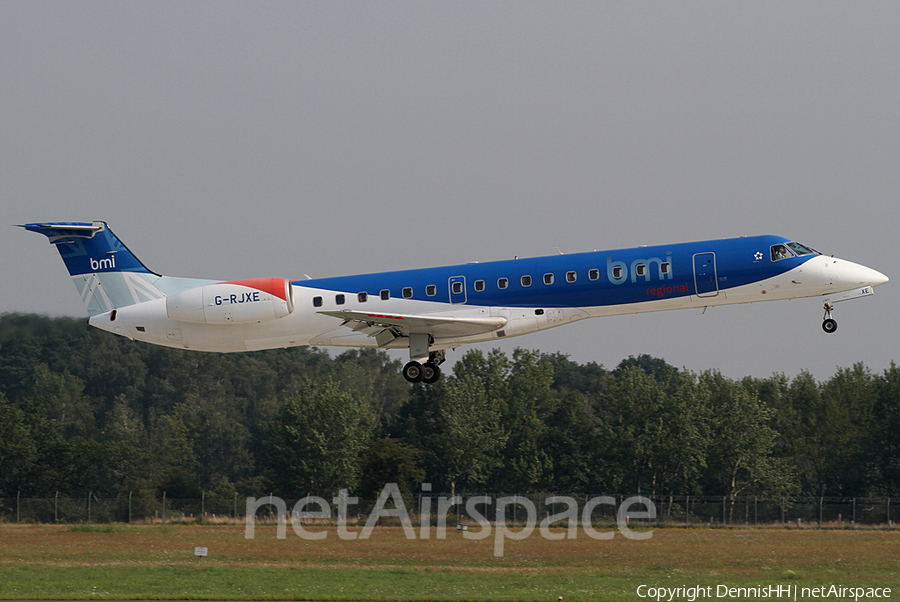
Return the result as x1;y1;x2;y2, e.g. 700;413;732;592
244;483;656;557
637;584;892;601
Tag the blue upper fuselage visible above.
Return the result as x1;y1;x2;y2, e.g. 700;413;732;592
299;235;819;308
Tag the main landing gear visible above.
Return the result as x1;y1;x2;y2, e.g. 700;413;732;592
403;350;446;384
822;302;838;334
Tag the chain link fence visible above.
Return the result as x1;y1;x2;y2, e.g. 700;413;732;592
647;495;896;526
1;493;898;527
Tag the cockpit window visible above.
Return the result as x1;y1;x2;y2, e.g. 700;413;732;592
787;242;818;256
770;244;794;261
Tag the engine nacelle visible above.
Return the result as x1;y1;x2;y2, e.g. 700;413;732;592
166;278;294;325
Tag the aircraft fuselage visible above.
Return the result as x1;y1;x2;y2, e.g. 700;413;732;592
21;222;889;383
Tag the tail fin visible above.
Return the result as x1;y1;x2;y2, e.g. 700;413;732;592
20;221;166;316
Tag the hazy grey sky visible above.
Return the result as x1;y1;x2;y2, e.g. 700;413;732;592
3;2;898;380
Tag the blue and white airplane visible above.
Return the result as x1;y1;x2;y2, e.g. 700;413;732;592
22;221;888;383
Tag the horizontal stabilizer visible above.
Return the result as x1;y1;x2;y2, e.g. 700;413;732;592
19;221;154;276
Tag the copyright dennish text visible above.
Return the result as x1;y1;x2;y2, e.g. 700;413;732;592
637;585;891;601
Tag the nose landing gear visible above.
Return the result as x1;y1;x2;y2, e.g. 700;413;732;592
822;302;838;333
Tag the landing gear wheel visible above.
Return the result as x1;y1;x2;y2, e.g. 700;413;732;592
403;361;425;383
422;362;442;384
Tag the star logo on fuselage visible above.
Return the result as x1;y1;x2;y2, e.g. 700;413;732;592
754;251;764;261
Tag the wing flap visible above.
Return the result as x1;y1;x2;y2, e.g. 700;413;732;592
318;310;507;338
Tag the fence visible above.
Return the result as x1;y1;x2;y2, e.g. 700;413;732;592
2;493;898;527
648;495;895;526
0;492;243;524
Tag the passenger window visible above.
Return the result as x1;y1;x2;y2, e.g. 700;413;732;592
452;282;463;294
613;266;623;279
589;269;599;281
474;280;485;292
336;294;345;305
380;289;390;300
313;296;323;308
521;275;532;287
770;244;794;261
426;285;436;296
358;292;368;303
402;287;413;298
566;271;576;283
543;273;554;285
498;278;508;289
661;262;670;274
636;264;646;276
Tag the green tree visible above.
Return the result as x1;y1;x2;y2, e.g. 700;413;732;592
102;395;145;448
357;438;425;500
544;390;614;492
267;379;376;496
499;349;558;491
177;393;254;491
452;348;510;399
0;393;37;496
873;363;900;495
428;373;506;495
745;374;800;469
156;466;203;499
329;349;408;426
659;370;710;494
783;371;830;496
28;364;96;438
541;352;608;398
607;367;708;496
0;314;89;402
152;404;199;481
702;372;797;504
812;364;877;496
614;354;677;382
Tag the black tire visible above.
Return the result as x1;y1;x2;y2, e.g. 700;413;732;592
422;363;441;384
403;361;424;383
822;319;838;334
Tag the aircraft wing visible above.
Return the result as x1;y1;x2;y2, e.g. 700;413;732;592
317;310;507;342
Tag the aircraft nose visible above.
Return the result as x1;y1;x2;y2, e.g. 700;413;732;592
829;258;889;288
870;268;889;287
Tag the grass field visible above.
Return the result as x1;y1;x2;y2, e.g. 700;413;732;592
0;523;898;601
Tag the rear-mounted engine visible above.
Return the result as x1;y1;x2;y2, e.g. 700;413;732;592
166;278;294;324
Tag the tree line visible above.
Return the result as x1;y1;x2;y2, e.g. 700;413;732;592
1;313;898;502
